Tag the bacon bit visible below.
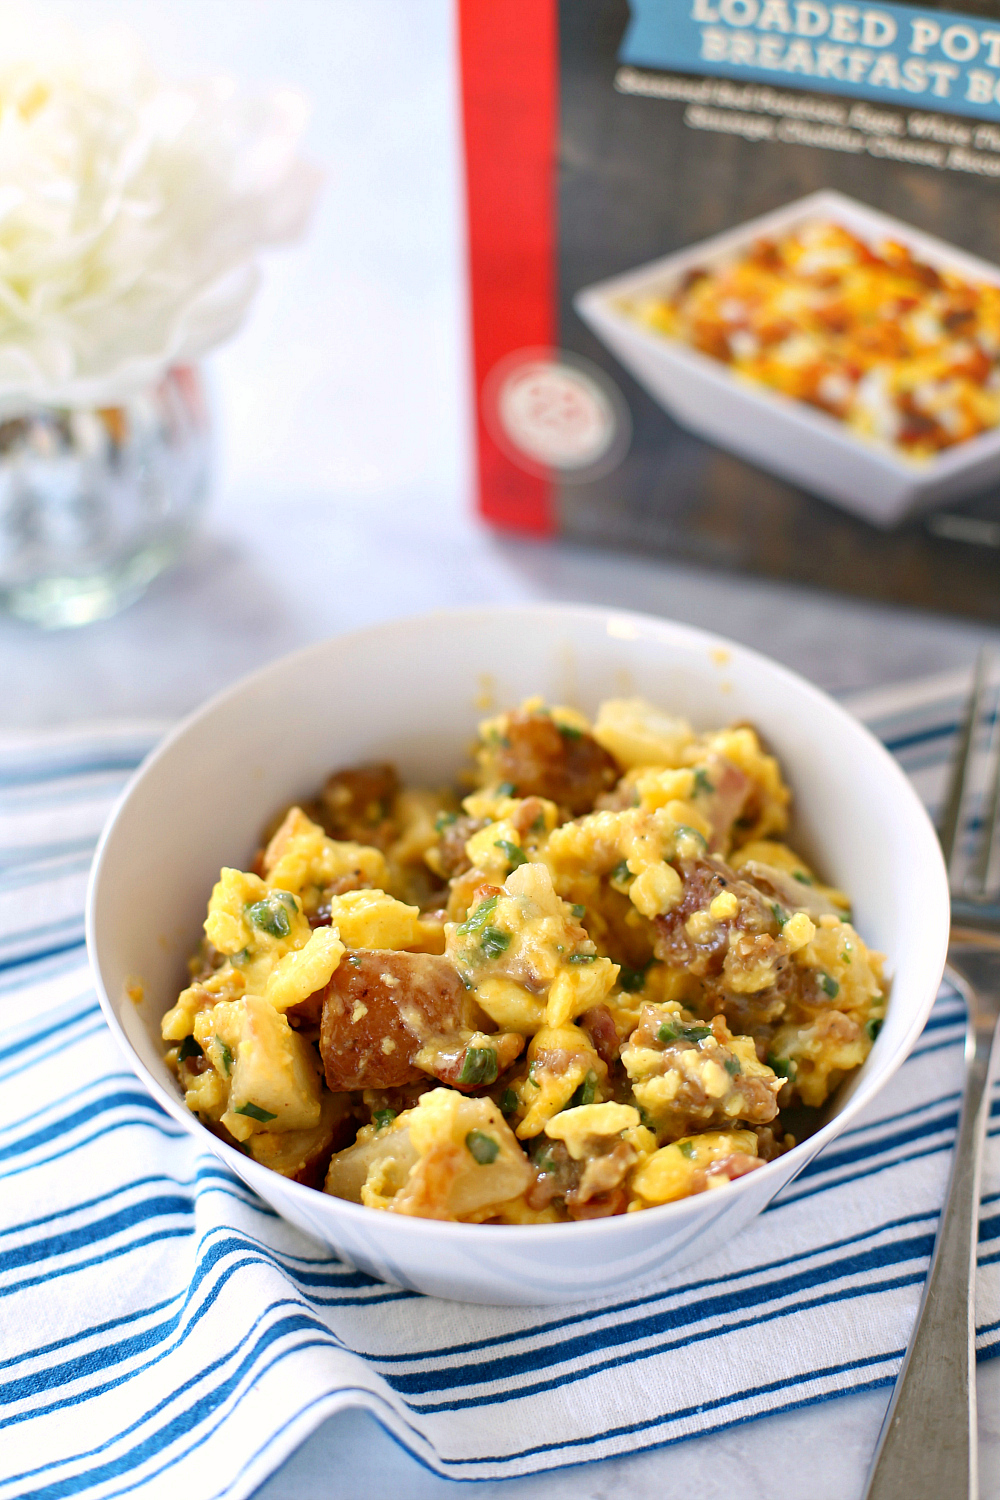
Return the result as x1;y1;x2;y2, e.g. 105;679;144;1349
581;1004;620;1067
704;1152;765;1185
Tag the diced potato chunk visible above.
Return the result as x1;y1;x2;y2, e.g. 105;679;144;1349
194;995;323;1142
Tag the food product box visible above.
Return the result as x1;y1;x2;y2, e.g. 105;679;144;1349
458;0;1000;619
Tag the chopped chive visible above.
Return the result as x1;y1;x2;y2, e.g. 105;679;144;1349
494;838;528;869
567;953;596;964
346;953;362;966
571;904;586;919
693;768;714;795
723;1055;742;1077
657;1020;711;1045
480;926;510;959
678;1140;696;1159
499;1087;518;1114
246;893;294;939
818;972;840;999
435;811;457;831
767;1053;796;1079
457;895;499;935
215;1038;233;1076
496;781;516;797
770;902;787;930
531;812;546;832
567;1071;597;1109
675;825;708;848
558;724;583;740
865;1018;883;1043
792;871;814;885
611;859;632;884
465;1130;500;1164
457;1046;498;1087
373;1108;397;1130
619;960;653;993
178;1035;203;1063
233;1101;277;1122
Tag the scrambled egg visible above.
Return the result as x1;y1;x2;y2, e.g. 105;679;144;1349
163;694;887;1225
626;219;1000;459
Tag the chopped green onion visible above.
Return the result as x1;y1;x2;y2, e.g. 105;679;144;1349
457;895;499;935
215;1038;233;1076
458;1046;498;1087
818;972;840;999
678;1140;696;1159
465;1130;500;1165
558;724;583;741
480;926;510;959
245;893;295;939
373;1108;397;1130
767;1053;796;1079
346;953;362;967
567;953;596;964
531;812;546;832
865;1018;883;1043
693;768;714;795
494;838;528;869
435;811;457;831
496;781;516;797
792;871;814;885
611;859;632;884
571;904;586;919
499;1087;518;1114
770;902;787;930
675;825;708;849
619;961;653;993
657;1020;711;1045
177;1035;203;1063
567;1071;597;1109
233;1101;277;1122
723;1055;742;1077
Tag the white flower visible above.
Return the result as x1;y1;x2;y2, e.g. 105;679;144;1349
0;30;320;410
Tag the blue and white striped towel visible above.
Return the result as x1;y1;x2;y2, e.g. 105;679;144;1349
1;675;998;1498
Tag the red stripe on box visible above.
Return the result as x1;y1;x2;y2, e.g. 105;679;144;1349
458;0;557;535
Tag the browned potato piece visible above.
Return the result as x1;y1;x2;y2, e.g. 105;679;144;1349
320;763;399;848
496;710;619;815
319;950;473;1090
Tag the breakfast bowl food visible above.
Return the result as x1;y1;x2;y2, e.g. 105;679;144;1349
86;605;949;1303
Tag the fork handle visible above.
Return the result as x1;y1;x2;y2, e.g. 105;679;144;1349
863;960;999;1500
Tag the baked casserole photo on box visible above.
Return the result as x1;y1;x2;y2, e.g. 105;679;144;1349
575;189;1000;527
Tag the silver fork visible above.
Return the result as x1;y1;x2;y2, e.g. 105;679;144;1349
864;653;1000;1500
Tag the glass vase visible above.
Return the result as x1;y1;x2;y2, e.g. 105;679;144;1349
0;365;210;629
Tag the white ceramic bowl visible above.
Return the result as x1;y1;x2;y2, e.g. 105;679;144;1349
575;189;1000;528
86;605;949;1305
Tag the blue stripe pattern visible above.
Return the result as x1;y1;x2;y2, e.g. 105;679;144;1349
0;685;998;1495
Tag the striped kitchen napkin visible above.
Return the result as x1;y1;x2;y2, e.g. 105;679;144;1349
0;674;998;1499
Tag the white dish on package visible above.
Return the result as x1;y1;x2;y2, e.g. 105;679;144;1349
86;604;950;1305
575;189;1000;528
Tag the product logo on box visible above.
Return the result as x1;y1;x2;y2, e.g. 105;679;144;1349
622;0;1000;118
483;350;631;481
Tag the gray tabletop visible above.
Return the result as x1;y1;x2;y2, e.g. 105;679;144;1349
7;2;1000;1496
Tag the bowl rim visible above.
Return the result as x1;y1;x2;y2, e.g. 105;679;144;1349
574;186;1000;483
85;601;951;1245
